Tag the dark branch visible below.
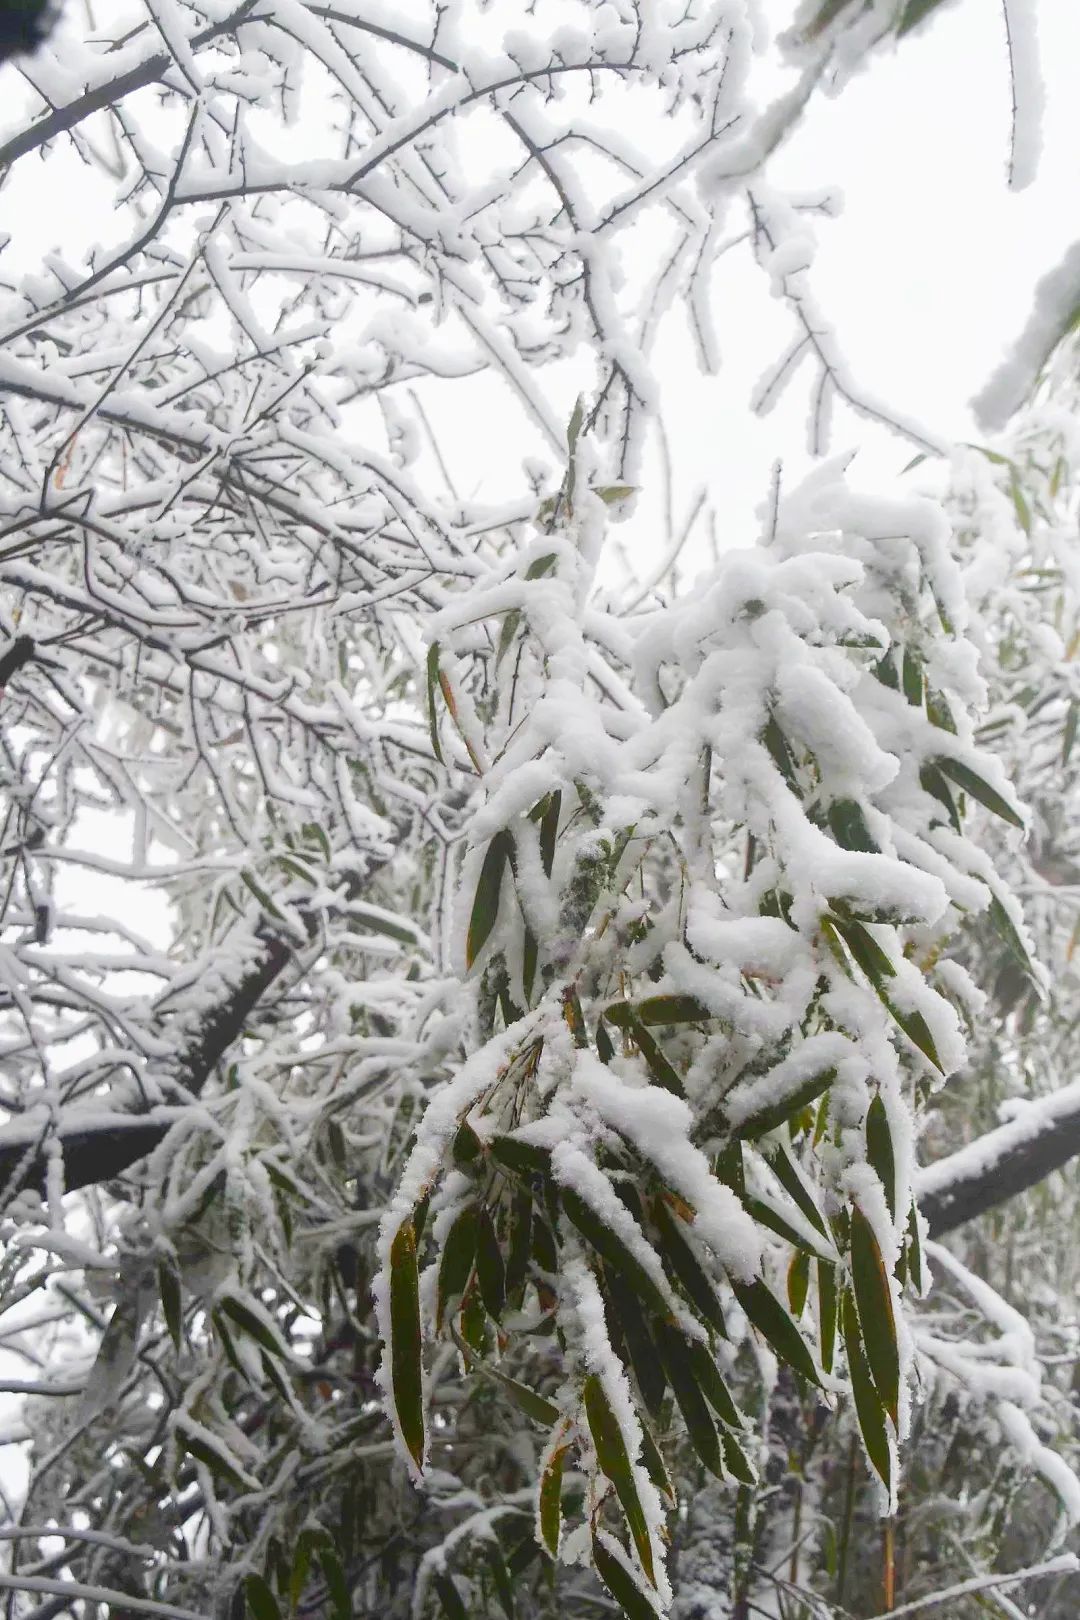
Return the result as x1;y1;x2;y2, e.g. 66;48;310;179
919;1080;1080;1235
0;934;292;1202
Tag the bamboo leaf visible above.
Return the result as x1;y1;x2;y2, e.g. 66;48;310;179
538;1438;568;1559
466;833;513;969
434;1573;468;1620
731;1065;837;1140
426;643;444;763
319;1547;351;1620
560;1187;670;1319
865;1095;897;1221
654;1321;725;1479
476;1208;506;1321
583;1374;656;1585
638;1421;675;1505
818;1259;838;1375
1064;699;1079;767
989;894;1037;980
602;1265;667;1418
219;1294;291;1362
731;1278;820;1387
788;1250;810;1318
591;1532;662;1620
630;1019;686;1097
245;1574;282;1620
828;797;878;853
389;1216;425;1472
850;1205;900;1424
604;994;710;1029
765;1144;830;1238
490;1135;552;1178
934;757;1024;829
437;1205;479;1329
158;1261;183;1352
452;1326;560;1425
842;1290;892;1491
686;1340;745;1430
651;1196;725;1333
485;1542;516;1620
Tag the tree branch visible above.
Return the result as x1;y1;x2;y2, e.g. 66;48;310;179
918;1078;1080;1235
0;933;292;1202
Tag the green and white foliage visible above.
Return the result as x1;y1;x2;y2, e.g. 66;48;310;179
0;2;1072;1619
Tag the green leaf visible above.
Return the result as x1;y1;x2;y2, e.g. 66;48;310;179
452;1325;559;1425
742;1196;834;1261
240;869;283;920
605;994;710;1028
485;1542;515;1620
596;1020;616;1065
538;1437;569;1559
800;0;857;38
452;1120;483;1167
934;757;1024;829
560;1187;670;1319
818;1259;838;1375
219;1294;290;1362
765;1144;830;1239
178;1425;253;1489
731;1278;820;1387
919;762;962;831
654;1321;724;1479
905;1202;925;1294
638;1421;675;1504
490;1135;552;1178
629;1019;686;1097
731;1065;837;1140
720;1428;758;1486
389;1216;425;1472
602;1265;667;1418
158;1261;182;1352
828;798;878;854
1010;472;1033;535
901;647;924;707
989;894;1037;980
506;1188;533;1303
687;1340;744;1431
476;1208;506;1321
824;913;895;983
437;1205;479;1328
842;1290;892;1491
788;1250;810;1318
583;1374;656;1584
591;1532;662;1620
850;1205;900;1424
651;1197;725;1333
434;1573;468;1620
865;1095;897;1221
246;1574;282;1620
466;832;513;969
319;1547;351;1620
762;714;800;795
426;643;444;763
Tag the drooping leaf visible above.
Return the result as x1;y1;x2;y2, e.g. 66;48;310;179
426;642;444;763
629;1019;686;1097
934;756;1024;829
490;1135;552;1178
828;797;879;853
437;1205;479;1328
591;1532;662;1620
434;1573;468;1620
818;1258;838;1375
730;1065;837;1140
454;1327;560;1425
765;1144;830;1239
1064;699;1079;767
865;1095;897;1220
583;1374;656;1584
651;1196;725;1333
466;832;513;969
476;1208;507;1321
485;1541;516;1620
849;1205;900;1424
245;1573;282;1620
319;1547;351;1620
788;1250;811;1318
638;1421;675;1504
602;1264;668;1418
731;1278;820;1387
842;1290;892;1492
560;1187;670;1319
988;894;1037;980
389;1216;425;1471
604;994;710;1029
686;1339;745;1430
158;1261;183;1352
654;1321;724;1479
538;1436;569;1559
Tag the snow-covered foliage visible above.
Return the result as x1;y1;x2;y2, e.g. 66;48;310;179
0;3;1074;1619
